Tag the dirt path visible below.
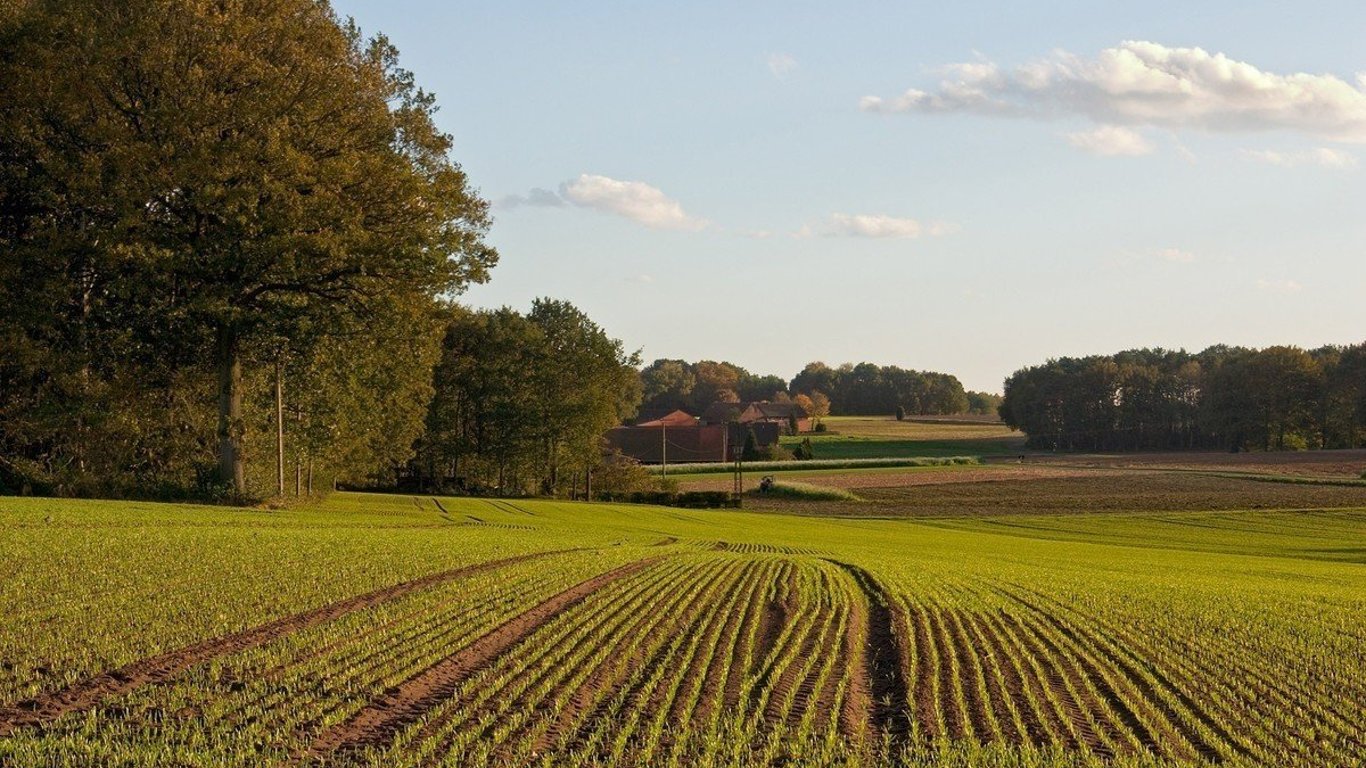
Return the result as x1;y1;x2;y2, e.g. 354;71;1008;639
0;550;573;737
296;556;664;764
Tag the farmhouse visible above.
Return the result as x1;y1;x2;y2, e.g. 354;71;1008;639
604;408;781;464
701;400;810;433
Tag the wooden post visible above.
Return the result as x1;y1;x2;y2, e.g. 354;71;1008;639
274;357;285;497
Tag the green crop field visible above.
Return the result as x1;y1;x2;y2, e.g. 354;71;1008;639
782;417;1025;460
2;488;1363;768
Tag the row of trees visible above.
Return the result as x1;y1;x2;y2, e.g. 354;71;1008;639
638;359;977;418
999;345;1366;452
0;0;496;498
790;362;970;416
412;301;642;495
638;360;789;415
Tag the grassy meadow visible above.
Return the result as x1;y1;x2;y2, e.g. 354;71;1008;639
2;483;1363;767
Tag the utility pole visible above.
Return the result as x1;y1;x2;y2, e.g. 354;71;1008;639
732;445;744;508
274;357;285;497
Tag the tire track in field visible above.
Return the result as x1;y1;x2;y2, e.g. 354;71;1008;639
0;550;573;737
824;560;912;745
295;556;664;764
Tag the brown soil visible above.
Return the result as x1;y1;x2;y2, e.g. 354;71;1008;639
758;472;1366;518
1023;448;1366;478
825;561;912;744
0;550;571;737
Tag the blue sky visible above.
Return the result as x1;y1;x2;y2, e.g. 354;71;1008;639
334;1;1366;392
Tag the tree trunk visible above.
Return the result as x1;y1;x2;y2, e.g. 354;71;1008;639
216;325;246;495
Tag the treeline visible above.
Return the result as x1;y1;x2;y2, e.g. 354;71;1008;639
638;359;985;418
790;362;973;416
412;302;641;495
1000;345;1366;452
0;1;496;498
638;360;789;414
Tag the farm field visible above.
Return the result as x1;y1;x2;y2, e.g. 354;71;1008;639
780;417;1025;460
2;487;1364;767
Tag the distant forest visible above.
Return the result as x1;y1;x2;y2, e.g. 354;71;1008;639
1000;345;1366;452
639;359;1001;418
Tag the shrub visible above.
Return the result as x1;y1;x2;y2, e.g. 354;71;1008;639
758;443;794;462
741;428;761;461
591;452;657;495
814;422;828;433
895;405;906;421
754;480;859;502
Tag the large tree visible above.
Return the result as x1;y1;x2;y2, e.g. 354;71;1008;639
1;0;495;494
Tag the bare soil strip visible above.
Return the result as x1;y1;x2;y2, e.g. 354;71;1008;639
0;550;572;737
297;556;662;763
826;560;913;744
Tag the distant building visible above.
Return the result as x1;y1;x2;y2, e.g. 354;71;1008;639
701;400;810;433
604;408;782;464
634;410;700;428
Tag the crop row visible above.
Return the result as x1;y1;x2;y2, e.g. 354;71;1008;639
0;549;639;766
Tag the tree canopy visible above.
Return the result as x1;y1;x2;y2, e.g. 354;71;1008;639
0;0;495;497
999;344;1366;452
413;301;641;496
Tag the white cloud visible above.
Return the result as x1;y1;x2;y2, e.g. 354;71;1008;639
862;41;1366;142
1243;147;1358;168
767;53;798;79
559;174;706;231
1256;278;1304;293
1065;125;1155;156
1157;247;1196;263
803;213;957;240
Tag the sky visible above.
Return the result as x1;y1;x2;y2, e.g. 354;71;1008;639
333;1;1366;393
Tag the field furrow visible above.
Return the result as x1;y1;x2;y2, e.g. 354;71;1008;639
0;550;566;738
297;556;663;764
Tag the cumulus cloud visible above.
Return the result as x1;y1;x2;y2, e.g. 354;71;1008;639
1243;147;1358;168
558;174;706;231
1065;125;1155;156
498;175;706;231
767;52;798;79
861;41;1366;142
800;213;957;240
